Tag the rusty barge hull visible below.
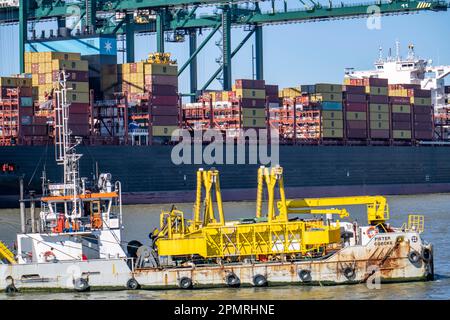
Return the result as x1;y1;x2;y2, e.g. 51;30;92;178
0;231;433;292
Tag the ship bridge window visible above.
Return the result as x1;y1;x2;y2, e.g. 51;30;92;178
377;66;384;69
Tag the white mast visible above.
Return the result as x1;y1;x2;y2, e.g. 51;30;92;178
53;70;83;220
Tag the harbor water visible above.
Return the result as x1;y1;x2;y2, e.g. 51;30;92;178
0;194;449;300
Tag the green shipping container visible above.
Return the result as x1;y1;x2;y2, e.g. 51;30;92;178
243;117;266;128
242;108;266;118
370;112;389;121
393;130;412;139
411;97;432;106
152;125;179;137
315;83;343;94
144;64;178;76
392;104;411;114
322;119;343;129
367;86;388;96
370;120;390;130
322;110;343;120
346;111;367;121
369;103;389;113
322;128;343;138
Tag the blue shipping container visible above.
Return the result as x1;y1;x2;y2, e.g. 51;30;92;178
321;101;343;110
20;97;33;107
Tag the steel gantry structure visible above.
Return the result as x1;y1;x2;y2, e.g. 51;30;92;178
1;0;448;97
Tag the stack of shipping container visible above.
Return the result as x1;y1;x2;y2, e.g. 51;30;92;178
343;82;367;140
366;78;390;140
234;79;267;130
119;57;179;142
25;51;91;137
313;83;344;139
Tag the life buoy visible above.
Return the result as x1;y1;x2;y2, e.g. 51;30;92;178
253;274;268;287
298;269;312;283
179;277;193;289
366;226;378;239
225;272;240;288
43;251;56;263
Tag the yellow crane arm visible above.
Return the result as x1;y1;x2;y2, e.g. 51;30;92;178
0;241;16;264
279;196;389;225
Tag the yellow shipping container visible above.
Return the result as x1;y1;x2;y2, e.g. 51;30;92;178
24;52;32;64
234;88;266;100
152;126;179;137
388;89;408;97
322;110;343;120
45;73;53;84
322;119;343;129
0;77;32;87
393;130;412;139
243;117;266;128
144;63;178;76
279;87;301;98
370;112;389;121
242;108;266;118
392;104;411;113
346;111;366;121
52;60;88;72
31;52;40;64
40;52;81;63
322;128;343;138
369;103;389;113
370;120;390;130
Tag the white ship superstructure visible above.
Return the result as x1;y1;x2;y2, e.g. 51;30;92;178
346;42;450;113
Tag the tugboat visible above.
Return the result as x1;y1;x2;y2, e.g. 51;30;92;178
0;72;435;292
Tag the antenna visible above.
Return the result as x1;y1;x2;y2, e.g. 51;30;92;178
395;40;401;61
378;46;383;62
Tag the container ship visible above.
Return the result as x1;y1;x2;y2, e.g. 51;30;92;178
1;37;450;207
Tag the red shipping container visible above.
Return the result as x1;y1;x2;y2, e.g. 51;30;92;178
235;79;266;90
19;87;32;97
267;96;280;103
370;129;390;139
69;124;90;136
366;78;388;87
343;85;366;94
265;85;279;95
392;122;411;130
19;107;33;117
345;102;367;112
241;98;266;108
145;84;177;95
414;122;433;131
414;114;432;122
368;95;389;104
151;105;179;116
145;75;178;87
413;105;432;115
389;96;411;104
415;131;433;140
31;63;40;73
38;74;46;85
68;113;89;124
69;103;90;114
345;94;366;103
346;120;367;130
152;115;179;125
391;113;411;122
151;95;179;106
409;89;431;98
346;129;367;138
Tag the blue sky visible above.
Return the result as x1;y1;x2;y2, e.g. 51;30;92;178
1;1;449;94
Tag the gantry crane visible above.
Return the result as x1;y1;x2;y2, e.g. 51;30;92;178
1;0;448;96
